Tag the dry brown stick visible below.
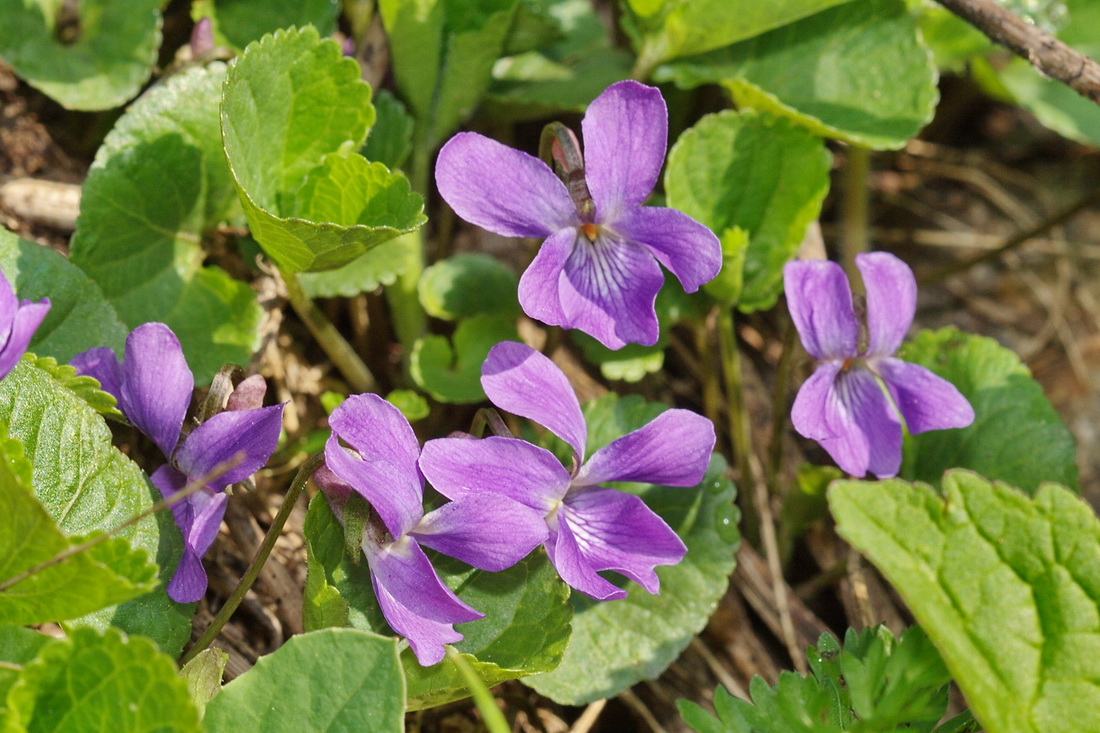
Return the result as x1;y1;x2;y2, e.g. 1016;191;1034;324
936;0;1100;104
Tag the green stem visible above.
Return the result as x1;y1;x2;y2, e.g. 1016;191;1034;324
281;267;377;394
629;37;666;81
717;308;758;546
842;145;871;285
694;318;721;430
446;647;510;733
179;453;325;666
385;147;431;353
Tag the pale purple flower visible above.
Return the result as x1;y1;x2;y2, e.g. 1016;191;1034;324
322;393;548;666
435;80;721;350
72;323;284;603
785;252;974;478
419;342;715;601
0;268;49;380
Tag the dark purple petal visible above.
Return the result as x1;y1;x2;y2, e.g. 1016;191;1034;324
546;516;627;601
481;342;587;458
581;81;667;222
325;394;425;539
612;206;721;293
226;374;267;411
0;298;49;380
557;235;663;349
876;357;975;434
517;227;575;327
793;364;902;478
419;435;571;511
71;347;124;401
783;260;859;361
857;252;915;357
561;487;686;594
120;323;193;458
436;132;577;238
152;465;228;604
174;404;284;490
312;464;354;522
412;494;549;571
365;535;483;666
574;409;714;488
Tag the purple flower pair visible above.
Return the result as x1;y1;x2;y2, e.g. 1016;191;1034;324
319;393;548;666
73;323;285;603
785;253;974;478
436;81;721;350
419;342;715;601
0;267;50;380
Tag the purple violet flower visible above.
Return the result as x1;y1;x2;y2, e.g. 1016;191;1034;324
0;268;50;380
72;323;284;603
419;341;715;601
784;252;974;478
435;80;721;350
322;393;548;666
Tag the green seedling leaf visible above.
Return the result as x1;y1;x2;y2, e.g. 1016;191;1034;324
363;90;415;172
0;228;127;364
381;0;520;149
204;629;404;731
418;253;520;321
68;63;261;385
628;0;855;70
573;332;665;382
680;625;953;732
0;359;192;655
526;395;739;705
222;26;426;274
665;110;830;311
657;0;939;150
0;626;55;712
302;493;572;710
192;0;339;51
0;0;161;110
830;471;1100;733
410;316;519;403
180;648;228;720
485;0;632;122
898;328;1078;493
387;389;430;422
6;627;201;732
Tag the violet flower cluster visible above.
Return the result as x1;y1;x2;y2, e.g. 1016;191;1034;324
321;342;714;664
785;253;974;478
73;323;285;603
317;393;548;666
436;80;721;350
0;267;50;381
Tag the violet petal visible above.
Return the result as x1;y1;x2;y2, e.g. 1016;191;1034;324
174;404;285;490
517;227;575;328
226;374;267;412
876;357;975;434
365;535;483;666
325;394;425;539
435;132;577;238
119;323;193;458
71;347;124;402
581;80;667;222
783;260;859;361
561;487;686;594
857;252;916;357
546;516;628;601
412;494;549;571
574;409;714;488
796;363;897;477
612;206;721;293
557;234;663;349
481;342;587;458
0;270;16;347
152;464;228;603
419;435;571;511
0;299;49;379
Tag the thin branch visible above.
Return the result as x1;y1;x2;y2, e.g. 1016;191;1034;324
937;0;1100;104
